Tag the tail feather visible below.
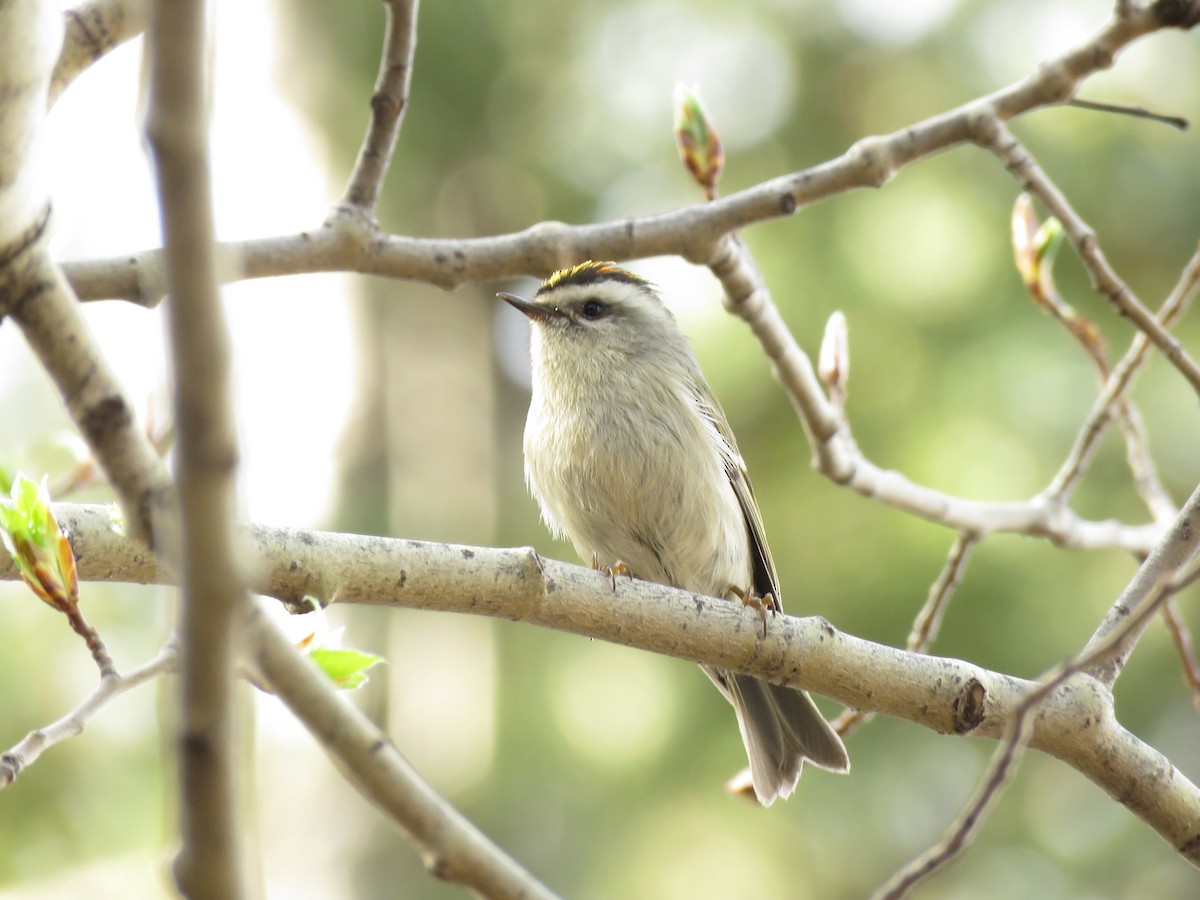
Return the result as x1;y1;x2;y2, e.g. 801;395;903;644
705;666;849;806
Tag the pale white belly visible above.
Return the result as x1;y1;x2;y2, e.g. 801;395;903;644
524;382;751;599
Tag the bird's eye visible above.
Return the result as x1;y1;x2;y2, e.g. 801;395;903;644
581;299;606;320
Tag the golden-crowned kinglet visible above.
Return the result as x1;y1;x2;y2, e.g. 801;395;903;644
500;261;849;805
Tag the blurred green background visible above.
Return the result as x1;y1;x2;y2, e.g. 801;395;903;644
3;0;1200;897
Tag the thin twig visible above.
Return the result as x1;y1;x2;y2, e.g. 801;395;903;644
835;532;979;736
331;0;419;221
1082;469;1200;686
706;234;846;473
1066;97;1188;130
974;116;1200;398
700;232;1164;551
144;0;250;894
0;644;177;789
1162;599;1200;709
1047;281;1173;520
242;600;559;900
62;601;117;678
908;533;978;653
876;563;1184;899
1047;243;1200;504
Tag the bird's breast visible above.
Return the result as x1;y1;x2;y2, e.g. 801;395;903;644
523;379;751;596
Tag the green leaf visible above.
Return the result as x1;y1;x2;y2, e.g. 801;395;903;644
308;647;385;690
0;473;78;610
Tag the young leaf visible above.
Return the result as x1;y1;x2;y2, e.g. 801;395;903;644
308;647;385;690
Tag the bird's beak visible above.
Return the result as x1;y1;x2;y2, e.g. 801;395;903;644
498;292;562;322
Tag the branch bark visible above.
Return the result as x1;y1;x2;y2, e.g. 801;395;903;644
1083;482;1200;686
144;0;250;894
242;600;559;899
57;4;1198;306
0;0;175;552
52;0;151;105
0;644;177;789
9;503;1198;867
330;0;419;220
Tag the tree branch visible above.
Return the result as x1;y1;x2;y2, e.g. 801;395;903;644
330;0;419;221
8;503;1199;867
973;116;1200;397
1082;481;1200;685
51;0;151;105
0;0;175;552
144;0;250;894
1046;242;1200;504
242;600;559;899
58;2;1197;307
0;643;177;790
879;561;1189;898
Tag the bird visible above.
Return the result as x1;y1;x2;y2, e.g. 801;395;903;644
499;260;849;805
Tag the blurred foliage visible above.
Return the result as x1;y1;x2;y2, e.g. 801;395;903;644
4;0;1200;897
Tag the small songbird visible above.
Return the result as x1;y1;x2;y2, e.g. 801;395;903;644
500;261;849;805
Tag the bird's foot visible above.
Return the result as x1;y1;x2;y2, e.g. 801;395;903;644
730;585;777;639
591;552;633;592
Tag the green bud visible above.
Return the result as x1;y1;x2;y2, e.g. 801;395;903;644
674;83;724;198
0;473;78;611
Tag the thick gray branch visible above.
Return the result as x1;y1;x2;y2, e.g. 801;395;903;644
14;503;1200;867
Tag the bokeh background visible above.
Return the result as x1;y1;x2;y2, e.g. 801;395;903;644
2;0;1200;896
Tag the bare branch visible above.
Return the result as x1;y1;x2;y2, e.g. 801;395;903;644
1065;96;1188;130
0;0;174;552
1047;243;1200;505
242;601;559;899
330;0;419;221
51;0;151;105
706;235;845;473
974;116;1200;397
144;0;250;894
1011;195;1174;520
0;644;177;790
9;503;1200;867
908;533;978;654
704;236;1163;549
59;2;1195;306
835;532;978;737
877;563;1183;898
1084;482;1200;685
1162;599;1200;708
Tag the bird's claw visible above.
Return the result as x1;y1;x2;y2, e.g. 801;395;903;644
731;586;776;640
591;552;632;592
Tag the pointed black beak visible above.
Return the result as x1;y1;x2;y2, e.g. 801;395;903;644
498;292;563;323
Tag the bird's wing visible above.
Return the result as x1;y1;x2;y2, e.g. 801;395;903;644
687;379;783;612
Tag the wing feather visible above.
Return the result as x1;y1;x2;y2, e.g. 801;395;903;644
686;379;783;611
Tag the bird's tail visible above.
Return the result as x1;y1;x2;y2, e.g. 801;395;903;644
705;667;850;806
